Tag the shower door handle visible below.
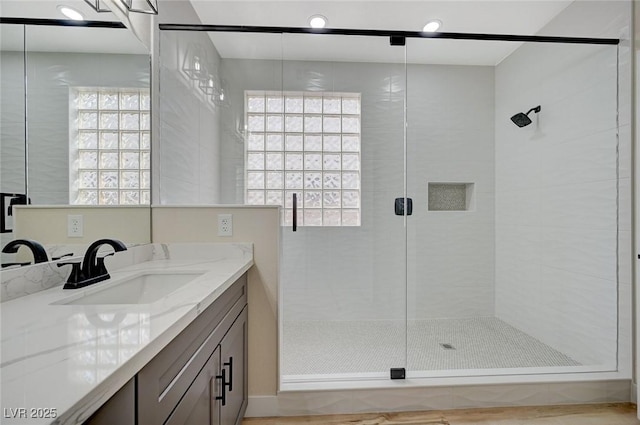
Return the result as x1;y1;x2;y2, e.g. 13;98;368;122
394;197;413;216
292;193;297;232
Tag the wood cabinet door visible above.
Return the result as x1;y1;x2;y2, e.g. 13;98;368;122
164;347;221;425
138;274;247;425
220;307;248;425
84;379;135;425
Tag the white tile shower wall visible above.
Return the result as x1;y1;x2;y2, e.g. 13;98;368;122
219;57;284;204
406;64;495;320
8;52;148;205
158;31;222;204
221;58;495;321
494;0;631;368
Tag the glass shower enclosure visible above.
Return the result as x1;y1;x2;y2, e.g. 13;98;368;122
157;26;622;389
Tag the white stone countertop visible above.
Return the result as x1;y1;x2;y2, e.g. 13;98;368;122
0;243;253;425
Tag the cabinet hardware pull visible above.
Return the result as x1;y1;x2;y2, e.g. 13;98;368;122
224;357;233;391
215;369;226;406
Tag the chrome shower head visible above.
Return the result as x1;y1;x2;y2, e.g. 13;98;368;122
510;105;541;128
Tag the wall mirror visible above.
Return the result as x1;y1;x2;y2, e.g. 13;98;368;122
0;18;151;250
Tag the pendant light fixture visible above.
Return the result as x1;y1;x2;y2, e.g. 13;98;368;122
84;0;159;15
122;0;159;15
182;45;209;81
83;0;110;13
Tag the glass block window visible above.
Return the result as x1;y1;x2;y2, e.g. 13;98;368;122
245;91;361;226
70;88;151;205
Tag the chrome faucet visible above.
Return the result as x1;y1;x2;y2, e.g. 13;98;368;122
2;239;48;265
59;238;127;289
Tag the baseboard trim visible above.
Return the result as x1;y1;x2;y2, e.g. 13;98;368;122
246;396;279;417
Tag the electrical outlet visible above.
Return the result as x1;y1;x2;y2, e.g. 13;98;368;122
218;214;233;237
67;214;83;238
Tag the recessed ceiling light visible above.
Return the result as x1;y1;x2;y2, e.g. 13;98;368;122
58;5;85;21
423;19;442;33
308;15;328;29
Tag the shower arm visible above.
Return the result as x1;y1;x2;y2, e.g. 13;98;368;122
525;105;541;116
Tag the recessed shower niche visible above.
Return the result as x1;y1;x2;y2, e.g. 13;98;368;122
428;182;475;211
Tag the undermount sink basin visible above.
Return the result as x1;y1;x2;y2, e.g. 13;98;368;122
55;271;205;305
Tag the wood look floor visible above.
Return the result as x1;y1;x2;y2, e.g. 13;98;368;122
243;403;639;424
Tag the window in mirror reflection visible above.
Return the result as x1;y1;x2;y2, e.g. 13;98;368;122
245;91;361;226
70;312;151;384
70;88;151;205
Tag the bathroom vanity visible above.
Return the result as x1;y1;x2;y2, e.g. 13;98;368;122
0;243;252;425
86;274;247;425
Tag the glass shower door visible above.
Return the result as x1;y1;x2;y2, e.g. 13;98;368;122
404;38;499;376
404;37;620;377
279;33;408;385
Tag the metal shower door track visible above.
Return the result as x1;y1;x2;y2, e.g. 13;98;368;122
0;17;126;28
158;24;620;46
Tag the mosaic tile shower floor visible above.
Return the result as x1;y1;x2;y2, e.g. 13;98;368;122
282;317;579;376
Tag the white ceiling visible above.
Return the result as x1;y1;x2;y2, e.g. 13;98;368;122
189;0;575;65
0;0;116;21
1;1;591;64
0;0;147;54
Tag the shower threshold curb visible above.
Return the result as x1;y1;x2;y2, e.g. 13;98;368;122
246;378;632;417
